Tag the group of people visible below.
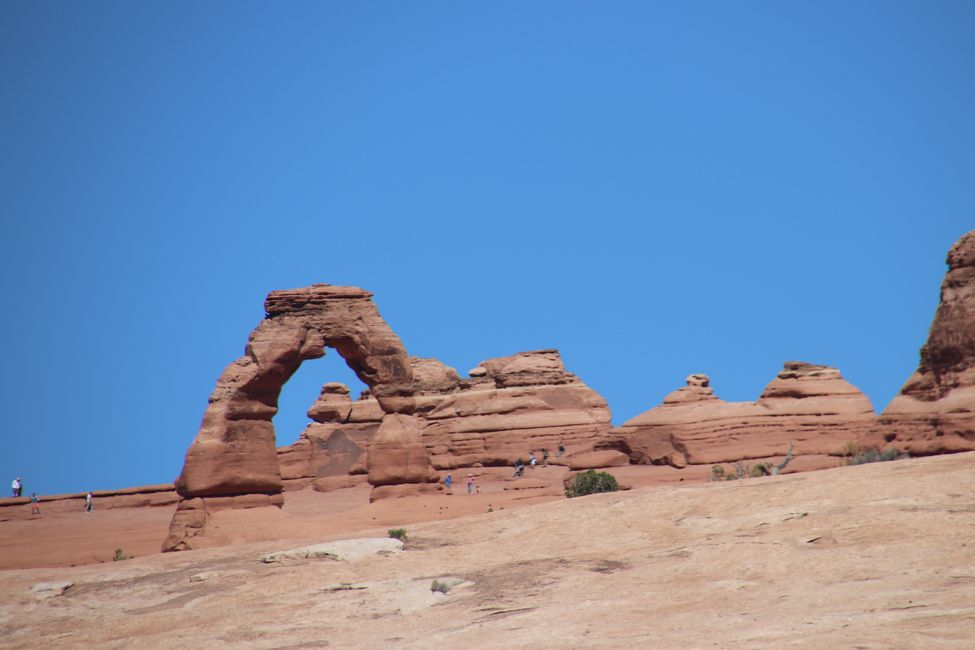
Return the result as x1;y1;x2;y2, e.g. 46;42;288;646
10;477;41;515
441;442;570;491
10;477;93;514
512;443;566;477
442;473;479;494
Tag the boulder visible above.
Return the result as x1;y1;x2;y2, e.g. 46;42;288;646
367;414;439;489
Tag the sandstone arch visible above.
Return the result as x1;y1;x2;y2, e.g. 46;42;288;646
164;284;427;551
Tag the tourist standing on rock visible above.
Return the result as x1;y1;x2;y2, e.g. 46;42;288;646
529;451;537;468
542;449;550;466
11;477;22;497
444;473;453;493
85;492;93;512
557;442;565;457
513;458;525;477
467;475;475;494
30;493;40;515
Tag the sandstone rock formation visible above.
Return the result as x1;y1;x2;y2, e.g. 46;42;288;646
277;382;378;492
276;350;614;488
416;350;613;469
367;414;440;501
612;362;880;469
168;230;975;551
165;284;431;551
881;230;975;454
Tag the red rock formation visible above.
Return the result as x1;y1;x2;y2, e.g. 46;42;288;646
881;230;975;453
613;362;879;469
275;350;614;490
367;414;440;501
418;351;613;469
165;284;430;551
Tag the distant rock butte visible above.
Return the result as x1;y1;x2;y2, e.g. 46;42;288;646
610;363;880;469
610;229;975;468
166;229;975;552
881;230;975;454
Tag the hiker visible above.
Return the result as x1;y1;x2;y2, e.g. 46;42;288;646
557;442;565;457
513;458;525;478
529;451;537;469
84;492;93;513
466;475;475;494
444;473;453;492
11;477;22;498
542;449;550;466
30;493;40;515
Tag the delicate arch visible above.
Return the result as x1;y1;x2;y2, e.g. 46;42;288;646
175;284;415;499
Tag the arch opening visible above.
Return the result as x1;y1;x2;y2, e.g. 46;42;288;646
274;348;369;446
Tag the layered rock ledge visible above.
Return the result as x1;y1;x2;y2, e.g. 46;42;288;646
276;350;613;491
611;362;879;469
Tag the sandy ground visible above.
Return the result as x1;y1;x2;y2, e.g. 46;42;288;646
1;452;974;648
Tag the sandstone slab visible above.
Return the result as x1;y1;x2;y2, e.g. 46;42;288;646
260;538;403;563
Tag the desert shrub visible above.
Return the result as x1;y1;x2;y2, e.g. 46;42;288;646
709;465;725;482
849;447;908;465
750;463;771;478
388;528;408;542
565;470;618;498
430;579;450;594
732;460;751;479
113;548;130;561
839;440;860;459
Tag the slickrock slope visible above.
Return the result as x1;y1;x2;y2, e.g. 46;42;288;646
5;452;974;648
881;230;975;454
277;350;614;489
165;284;431;551
613;362;879;469
0;485;177;523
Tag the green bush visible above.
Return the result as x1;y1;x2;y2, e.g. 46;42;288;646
430;579;450;594
388;528;408;542
565;470;618;498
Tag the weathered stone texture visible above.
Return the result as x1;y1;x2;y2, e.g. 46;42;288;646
613;362;879;468
881;230;975;453
165;284;424;551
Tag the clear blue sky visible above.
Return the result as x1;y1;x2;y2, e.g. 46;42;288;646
2;2;972;495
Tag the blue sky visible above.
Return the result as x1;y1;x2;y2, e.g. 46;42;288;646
2;2;972;495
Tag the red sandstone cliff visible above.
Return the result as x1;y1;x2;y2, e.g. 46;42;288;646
881;230;975;454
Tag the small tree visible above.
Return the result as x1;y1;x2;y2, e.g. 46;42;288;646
565;470;618;498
